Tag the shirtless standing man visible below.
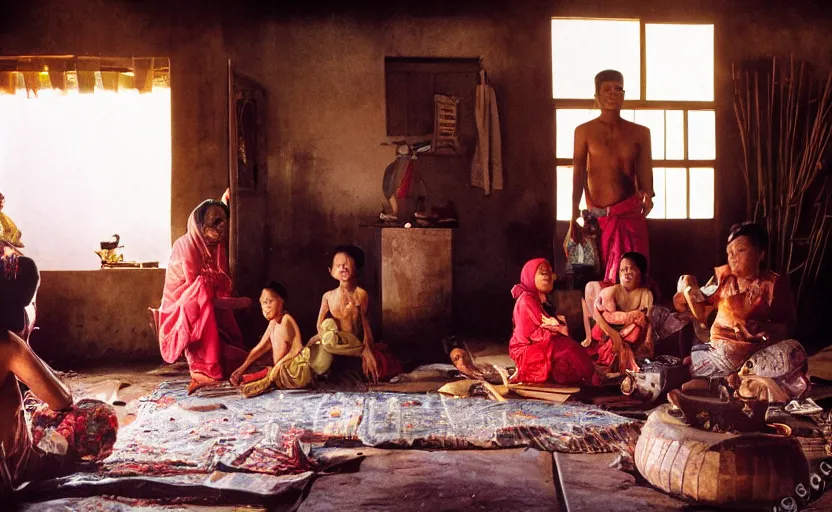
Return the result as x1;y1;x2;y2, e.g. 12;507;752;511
572;70;654;342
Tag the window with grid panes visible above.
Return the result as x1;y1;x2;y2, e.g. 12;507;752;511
552;19;715;220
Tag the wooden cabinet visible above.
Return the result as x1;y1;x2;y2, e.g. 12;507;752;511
381;227;453;361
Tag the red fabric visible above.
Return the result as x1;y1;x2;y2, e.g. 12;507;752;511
509;259;600;386
158;203;246;380
396;159;414;199
241;367;270;383
590;324;642;371
372;343;403;380
598;194;650;283
590;306;648;373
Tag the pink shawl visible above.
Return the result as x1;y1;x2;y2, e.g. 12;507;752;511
158;202;233;365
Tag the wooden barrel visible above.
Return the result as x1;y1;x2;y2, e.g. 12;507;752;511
635;404;809;508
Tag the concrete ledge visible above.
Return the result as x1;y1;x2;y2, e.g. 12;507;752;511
31;269;166;366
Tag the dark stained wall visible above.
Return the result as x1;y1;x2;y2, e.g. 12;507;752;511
1;0;830;362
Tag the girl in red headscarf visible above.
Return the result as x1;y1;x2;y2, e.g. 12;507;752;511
509;258;601;386
158;200;251;393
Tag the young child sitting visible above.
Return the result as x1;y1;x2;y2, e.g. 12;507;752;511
313;245;400;383
229;281;303;390
233;248;401;398
509;258;601;386
586;252;654;374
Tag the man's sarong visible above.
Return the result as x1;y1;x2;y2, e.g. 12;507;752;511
590;194;649;283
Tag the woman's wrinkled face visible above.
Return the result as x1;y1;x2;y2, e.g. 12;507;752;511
330;252;356;282
619;258;642;290
259;288;284;321
202;205;228;246
534;262;554;294
727;236;763;278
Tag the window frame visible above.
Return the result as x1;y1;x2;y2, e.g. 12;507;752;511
552;18;717;220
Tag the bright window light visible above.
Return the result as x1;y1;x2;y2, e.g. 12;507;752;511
665;110;685;160
551;19;641;100
556;166;585;221
633;110;665;159
664;168;688;219
553;20;715;220
688;110;716;160
646;24;714;101
0;88;172;270
689;168;714;219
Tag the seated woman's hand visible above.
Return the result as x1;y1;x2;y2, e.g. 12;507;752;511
541;315;559;327
361;346;380;384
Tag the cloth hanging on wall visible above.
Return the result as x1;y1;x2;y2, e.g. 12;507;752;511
471;69;503;195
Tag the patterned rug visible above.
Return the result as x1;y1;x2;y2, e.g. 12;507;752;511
109;380;641;462
19;380;641;505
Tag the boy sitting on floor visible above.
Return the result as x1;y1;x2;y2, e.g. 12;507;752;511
233;247;400;398
230;281;302;388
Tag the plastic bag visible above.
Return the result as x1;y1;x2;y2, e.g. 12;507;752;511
563;220;600;271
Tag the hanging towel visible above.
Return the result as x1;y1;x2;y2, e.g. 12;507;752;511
471;70;503;195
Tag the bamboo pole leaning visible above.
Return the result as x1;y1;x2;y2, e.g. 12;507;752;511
732;56;832;306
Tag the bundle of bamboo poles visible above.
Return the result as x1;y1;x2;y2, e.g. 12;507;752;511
732;56;832;303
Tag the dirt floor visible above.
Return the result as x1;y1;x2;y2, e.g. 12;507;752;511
18;342;832;511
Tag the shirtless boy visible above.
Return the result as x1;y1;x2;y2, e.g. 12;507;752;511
230;282;302;386
316;245;380;383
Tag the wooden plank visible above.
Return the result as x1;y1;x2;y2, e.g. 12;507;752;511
511;383;581;394
511;388;570;403
555;452;687;512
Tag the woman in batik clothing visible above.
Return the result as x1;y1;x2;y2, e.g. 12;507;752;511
509;258;600;387
587;252;654;373
674;222;808;399
158;200;251;394
1;255;116;495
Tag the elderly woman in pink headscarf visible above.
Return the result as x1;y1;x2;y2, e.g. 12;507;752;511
158;200;251;394
509;258;601;386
